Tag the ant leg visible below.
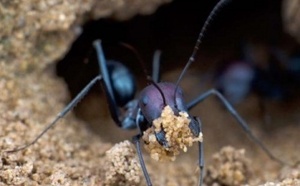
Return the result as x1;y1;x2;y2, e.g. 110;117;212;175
6;75;103;153
152;50;162;83
187;89;287;165
132;109;152;186
132;134;152;186
194;117;204;186
93;40;123;127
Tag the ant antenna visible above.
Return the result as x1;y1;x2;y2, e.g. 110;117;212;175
147;75;167;106
119;42;150;80
121;43;166;105
174;0;232;103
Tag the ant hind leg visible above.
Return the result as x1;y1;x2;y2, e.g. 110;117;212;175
187;89;288;165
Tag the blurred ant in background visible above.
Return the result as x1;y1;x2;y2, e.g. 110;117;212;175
215;41;300;127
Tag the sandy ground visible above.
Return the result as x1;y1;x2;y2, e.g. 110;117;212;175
0;54;299;186
0;1;300;185
1;25;299;186
74;68;300;186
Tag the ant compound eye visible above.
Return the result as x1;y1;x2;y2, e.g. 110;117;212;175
142;96;148;106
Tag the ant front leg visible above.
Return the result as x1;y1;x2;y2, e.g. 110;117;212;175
187;89;287;165
132;134;152;186
131;50;165;186
197;117;204;186
190;117;204;186
132;108;153;186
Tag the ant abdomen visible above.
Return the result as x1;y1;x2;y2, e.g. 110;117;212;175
106;60;136;107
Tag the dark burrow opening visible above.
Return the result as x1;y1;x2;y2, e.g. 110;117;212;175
55;0;299;143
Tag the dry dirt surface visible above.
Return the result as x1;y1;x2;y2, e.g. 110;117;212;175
1;0;300;186
0;61;299;185
283;0;300;43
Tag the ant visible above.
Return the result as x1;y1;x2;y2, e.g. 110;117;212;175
215;42;300;127
216;42;300;104
6;0;288;186
215;60;254;105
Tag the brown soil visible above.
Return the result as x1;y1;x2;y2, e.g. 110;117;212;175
1;59;299;185
0;0;300;185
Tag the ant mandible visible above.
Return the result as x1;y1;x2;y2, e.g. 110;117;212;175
7;0;287;186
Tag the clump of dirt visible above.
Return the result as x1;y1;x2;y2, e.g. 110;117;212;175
204;146;252;186
260;178;300;186
103;140;141;186
142;105;203;161
259;162;300;185
279;163;300;180
0;0;172;73
282;0;300;43
0;0;90;72
92;0;172;20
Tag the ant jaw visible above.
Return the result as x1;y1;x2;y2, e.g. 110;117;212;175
189;117;201;137
142;105;202;161
154;116;200;149
155;130;170;148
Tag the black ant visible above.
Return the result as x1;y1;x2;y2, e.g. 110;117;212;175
215;42;300;128
6;0;288;186
216;42;300;105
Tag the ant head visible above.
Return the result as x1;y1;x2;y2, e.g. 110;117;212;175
139;82;187;123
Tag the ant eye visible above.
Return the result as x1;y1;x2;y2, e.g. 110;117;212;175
142;96;148;106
